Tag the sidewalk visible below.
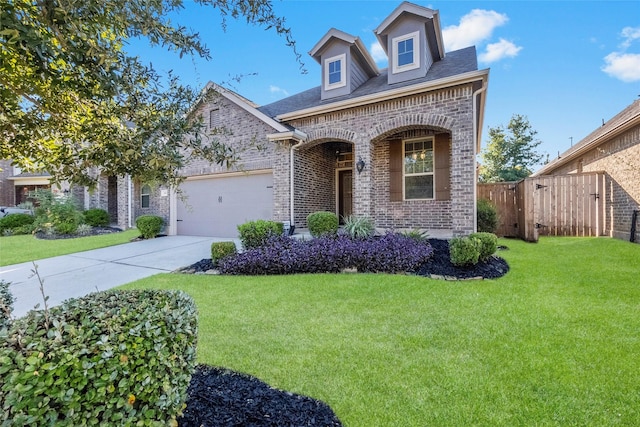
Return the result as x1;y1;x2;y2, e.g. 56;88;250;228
1;235;237;318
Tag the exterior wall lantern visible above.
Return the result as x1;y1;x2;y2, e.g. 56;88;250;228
356;157;365;174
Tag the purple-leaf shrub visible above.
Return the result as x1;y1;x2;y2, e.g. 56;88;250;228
218;233;433;275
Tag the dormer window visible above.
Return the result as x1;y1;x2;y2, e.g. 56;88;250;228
392;31;420;74
324;54;346;89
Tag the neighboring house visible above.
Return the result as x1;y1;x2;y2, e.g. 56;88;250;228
165;1;489;238
532;99;640;242
1;2;490;238
0;159;52;206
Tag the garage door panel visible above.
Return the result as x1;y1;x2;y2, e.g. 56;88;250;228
177;173;273;237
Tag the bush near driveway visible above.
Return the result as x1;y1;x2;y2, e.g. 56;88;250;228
0;289;197;426
237;219;284;249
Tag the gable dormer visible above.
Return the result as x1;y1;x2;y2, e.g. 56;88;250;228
374;1;445;85
309;28;379;100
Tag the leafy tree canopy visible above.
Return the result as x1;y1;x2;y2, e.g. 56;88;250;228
479;114;544;182
0;0;302;188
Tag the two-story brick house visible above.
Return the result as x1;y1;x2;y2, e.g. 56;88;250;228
1;2;488;237
162;1;490;238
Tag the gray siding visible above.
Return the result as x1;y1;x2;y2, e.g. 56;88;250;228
386;19;431;85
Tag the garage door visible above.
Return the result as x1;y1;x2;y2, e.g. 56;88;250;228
177;172;274;237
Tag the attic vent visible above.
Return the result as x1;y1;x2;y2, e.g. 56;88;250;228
209;108;221;129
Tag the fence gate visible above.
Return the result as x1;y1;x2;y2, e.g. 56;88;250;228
526;172;605;240
478;172;606;242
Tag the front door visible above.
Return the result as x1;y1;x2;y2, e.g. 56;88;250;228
338;169;353;222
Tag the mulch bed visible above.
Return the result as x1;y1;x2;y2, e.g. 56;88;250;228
34;226;124;240
182;239;510;280
180;366;343;427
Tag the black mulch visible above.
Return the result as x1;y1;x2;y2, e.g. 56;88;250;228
180;365;343;427
34;226;123;240
416;239;510;280
183;239;510;280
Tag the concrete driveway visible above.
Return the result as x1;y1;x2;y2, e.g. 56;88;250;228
1;235;237;318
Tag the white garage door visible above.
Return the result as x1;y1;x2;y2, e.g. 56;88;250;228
177;172;274;237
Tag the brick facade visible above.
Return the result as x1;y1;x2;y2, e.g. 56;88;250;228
278;85;477;235
0;160;13;206
543;124;640;242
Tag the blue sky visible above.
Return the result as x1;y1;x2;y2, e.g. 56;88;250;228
127;0;640;169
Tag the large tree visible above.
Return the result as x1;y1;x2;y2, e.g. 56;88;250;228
479;114;544;182
0;0;302;188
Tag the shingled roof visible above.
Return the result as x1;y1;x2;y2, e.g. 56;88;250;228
533;99;640;176
257;46;478;119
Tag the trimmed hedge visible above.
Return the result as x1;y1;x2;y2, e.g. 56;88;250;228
0;213;35;235
84;208;110;227
307;211;338;237
449;236;481;267
211;241;237;265
0;280;13;330
219;233;433;275
0;289;197;426
237;220;284;249
136;215;164;239
470;232;498;261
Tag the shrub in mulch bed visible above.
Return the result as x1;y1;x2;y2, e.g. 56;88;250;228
218;234;434;275
416;239;509;279
180;365;343;427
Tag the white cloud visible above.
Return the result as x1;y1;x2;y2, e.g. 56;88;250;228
602;52;640;82
442;9;508;51
269;85;289;97
479;38;522;63
370;41;388;64
601;26;640;82
620;26;640;49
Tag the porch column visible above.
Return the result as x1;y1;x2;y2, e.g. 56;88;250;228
450;126;475;236
353;136;374;219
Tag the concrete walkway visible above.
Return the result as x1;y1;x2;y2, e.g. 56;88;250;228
1;235;238;318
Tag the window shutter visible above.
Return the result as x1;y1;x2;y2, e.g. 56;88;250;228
434;133;451;200
389;139;403;202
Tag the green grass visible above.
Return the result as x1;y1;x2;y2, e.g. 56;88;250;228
0;229;139;266
120;237;640;426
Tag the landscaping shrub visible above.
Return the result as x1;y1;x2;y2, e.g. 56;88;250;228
477;198;499;233
84;208;110;227
0;289;197;426
31;190;83;235
0;280;13;330
219;233;433;275
307;211;339;237
136;215;164;239
237;220;284;249
211;241;237;265
342;215;375;239
449;236;481;267
0;213;35;235
470;232;498;261
400;228;429;243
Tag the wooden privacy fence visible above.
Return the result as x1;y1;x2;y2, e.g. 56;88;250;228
478;172;606;242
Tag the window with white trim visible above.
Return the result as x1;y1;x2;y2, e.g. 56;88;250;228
324;54;346;89
392;31;420;74
403;139;434;200
141;184;151;208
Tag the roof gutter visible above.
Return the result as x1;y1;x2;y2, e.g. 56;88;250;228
276;69;490;122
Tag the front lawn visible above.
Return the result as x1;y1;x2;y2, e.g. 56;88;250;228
120;237;640;426
0;229;139;266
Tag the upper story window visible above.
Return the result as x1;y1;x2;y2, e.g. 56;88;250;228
141;184;151;208
324;54;346;89
403;138;434;200
392;31;420;74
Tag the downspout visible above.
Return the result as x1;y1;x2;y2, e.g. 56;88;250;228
472;81;487;233
290;139;305;227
